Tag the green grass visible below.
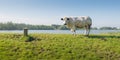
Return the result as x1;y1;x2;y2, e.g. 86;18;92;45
0;33;120;60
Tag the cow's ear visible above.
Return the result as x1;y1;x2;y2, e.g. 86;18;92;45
67;18;69;20
61;18;63;20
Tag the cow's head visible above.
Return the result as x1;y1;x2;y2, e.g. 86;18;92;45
61;17;70;25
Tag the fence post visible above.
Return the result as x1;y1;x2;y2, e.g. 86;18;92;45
24;28;28;36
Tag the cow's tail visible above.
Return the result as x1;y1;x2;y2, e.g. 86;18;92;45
89;17;92;29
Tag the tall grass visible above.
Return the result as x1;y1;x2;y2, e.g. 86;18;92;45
0;33;120;60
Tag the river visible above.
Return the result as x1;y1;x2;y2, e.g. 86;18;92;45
0;30;120;34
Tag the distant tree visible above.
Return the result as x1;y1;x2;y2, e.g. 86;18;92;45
100;27;118;30
91;27;98;30
59;25;69;30
51;24;61;30
112;27;118;30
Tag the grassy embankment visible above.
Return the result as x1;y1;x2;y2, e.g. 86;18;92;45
0;33;120;60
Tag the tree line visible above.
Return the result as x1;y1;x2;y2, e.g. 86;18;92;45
0;22;119;30
0;22;69;30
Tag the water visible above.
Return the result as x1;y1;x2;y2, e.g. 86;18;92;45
0;30;120;34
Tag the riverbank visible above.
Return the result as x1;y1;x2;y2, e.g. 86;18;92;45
0;33;120;60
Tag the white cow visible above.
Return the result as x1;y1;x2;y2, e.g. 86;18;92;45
61;16;92;36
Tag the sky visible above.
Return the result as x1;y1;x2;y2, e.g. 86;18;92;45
0;0;120;27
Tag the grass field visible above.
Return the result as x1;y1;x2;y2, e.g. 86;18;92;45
0;33;120;60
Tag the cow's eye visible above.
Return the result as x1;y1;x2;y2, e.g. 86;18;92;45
61;18;63;20
67;18;69;20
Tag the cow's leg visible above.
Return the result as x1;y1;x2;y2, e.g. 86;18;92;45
71;29;76;36
84;26;88;35
71;26;76;36
85;25;91;36
73;30;76;36
87;25;90;35
87;25;91;36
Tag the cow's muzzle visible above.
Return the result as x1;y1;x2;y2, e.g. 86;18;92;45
64;23;67;25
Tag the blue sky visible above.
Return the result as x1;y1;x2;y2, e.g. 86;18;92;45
0;0;120;27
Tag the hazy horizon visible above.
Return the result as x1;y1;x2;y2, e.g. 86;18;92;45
0;0;120;27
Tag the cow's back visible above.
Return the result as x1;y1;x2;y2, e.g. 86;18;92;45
72;16;92;28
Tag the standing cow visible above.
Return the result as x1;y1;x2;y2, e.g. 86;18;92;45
61;16;92;36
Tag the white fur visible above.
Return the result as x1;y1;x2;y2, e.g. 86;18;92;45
61;16;92;36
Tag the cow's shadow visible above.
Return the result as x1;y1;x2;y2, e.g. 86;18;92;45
87;35;120;39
